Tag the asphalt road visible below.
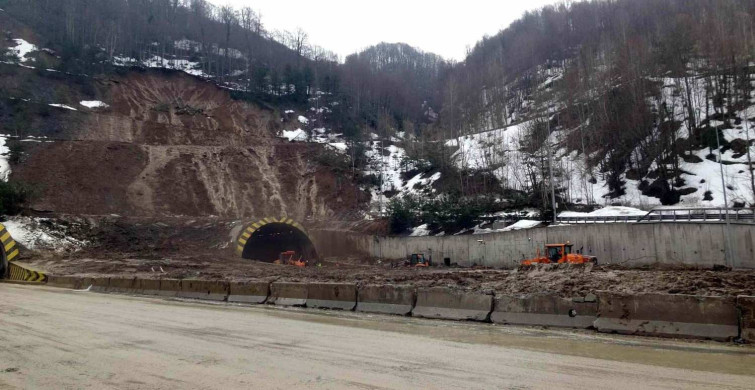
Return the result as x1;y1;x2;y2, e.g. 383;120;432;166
0;284;753;389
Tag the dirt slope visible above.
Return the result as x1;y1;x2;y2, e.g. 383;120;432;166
3;68;367;219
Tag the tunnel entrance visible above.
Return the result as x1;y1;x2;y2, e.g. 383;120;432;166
238;220;318;263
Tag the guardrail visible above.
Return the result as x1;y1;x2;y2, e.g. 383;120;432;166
556;208;755;224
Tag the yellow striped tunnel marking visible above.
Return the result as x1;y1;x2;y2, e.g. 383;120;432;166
6;248;18;261
0;231;10;243
236;217;309;258
4;240;16;252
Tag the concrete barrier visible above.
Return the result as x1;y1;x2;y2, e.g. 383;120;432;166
738;296;755;343
357;285;415;315
46;275;79;289
89;277;110;292
269;282;308;307
491;294;598;329
158;279;182;297
107;277;137;293
412;288;492;321
228;281;270;304
135;278;161;296
307;283;357;310
179;280;229;301
594;292;739;341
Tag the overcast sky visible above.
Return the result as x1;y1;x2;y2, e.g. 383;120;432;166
210;0;559;61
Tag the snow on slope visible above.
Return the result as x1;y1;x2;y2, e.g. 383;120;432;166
3;217;88;252
48;103;77;111
363;135;442;214
80;100;109;109
559;206;648;218
113;55;208;77
7;39;37;62
446;74;755;208
0;135;10;182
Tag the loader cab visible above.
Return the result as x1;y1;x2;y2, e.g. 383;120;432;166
407;253;430;267
545;244;573;262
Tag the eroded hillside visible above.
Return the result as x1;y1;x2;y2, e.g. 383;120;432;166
1;67;367;219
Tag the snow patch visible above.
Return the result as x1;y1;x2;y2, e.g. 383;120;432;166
48;104;78;111
79;100;109;109
503;219;543;231
410;224;431;237
280;129;307;142
3;217;88;252
298;115;309;124
7;39;37;63
0;135;10;182
559;206;648;218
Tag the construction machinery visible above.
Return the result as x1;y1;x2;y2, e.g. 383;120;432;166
521;242;597;266
274;251;307;267
405;253;431;267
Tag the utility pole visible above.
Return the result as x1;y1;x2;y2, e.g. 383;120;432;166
715;128;734;268
546;109;558;224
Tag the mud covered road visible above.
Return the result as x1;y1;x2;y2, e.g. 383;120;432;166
27;252;755;298
1;284;753;389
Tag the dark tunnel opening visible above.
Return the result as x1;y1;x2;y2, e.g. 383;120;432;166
241;223;318;263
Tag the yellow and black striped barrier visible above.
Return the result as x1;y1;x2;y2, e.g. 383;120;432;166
7;262;47;282
0;222;46;283
0;223;19;263
236;216;307;256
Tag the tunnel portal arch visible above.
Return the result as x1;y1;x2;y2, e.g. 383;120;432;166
236;217;318;263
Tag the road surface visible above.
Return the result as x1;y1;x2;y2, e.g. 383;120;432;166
0;284;753;389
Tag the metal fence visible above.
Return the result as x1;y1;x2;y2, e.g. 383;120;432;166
556;207;755;224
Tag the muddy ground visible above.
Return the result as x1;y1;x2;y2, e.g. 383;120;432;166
20;252;755;298
9;215;755;298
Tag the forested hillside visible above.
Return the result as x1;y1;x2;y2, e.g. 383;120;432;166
2;0;755;234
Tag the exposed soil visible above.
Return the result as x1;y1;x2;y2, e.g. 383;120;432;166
3;67;368;219
21;252;755;298
14;216;755;299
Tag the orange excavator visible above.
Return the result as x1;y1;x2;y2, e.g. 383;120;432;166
275;251;307;267
521;242;597;266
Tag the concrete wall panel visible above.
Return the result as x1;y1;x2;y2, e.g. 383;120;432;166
361;223;755;269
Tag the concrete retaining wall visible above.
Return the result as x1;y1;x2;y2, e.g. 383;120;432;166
357;285;415;315
738;296;755;343
229;281;270;304
491;294;598;329
412;288;492;321
307;283;357;310
365;223;755;269
269;282;308;307
594;292;740;341
179;280;229;301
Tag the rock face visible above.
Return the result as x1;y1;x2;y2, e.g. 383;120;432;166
7;70;367;219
